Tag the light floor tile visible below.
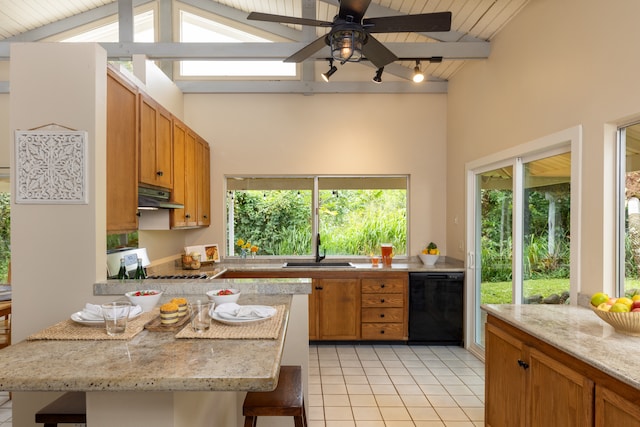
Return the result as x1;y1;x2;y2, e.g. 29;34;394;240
325;406;354;421
352;406;383;421
346;384;373;394
434;407;471;421
349;395;378;407
427;394;459;407
407;406;441;421
379;406;412;421
367;376;392;385
400;394;431;407
324;394;352;407
354;421;385;427
374;394;405;407
370;384;398;394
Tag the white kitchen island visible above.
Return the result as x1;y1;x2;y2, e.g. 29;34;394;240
0;280;310;427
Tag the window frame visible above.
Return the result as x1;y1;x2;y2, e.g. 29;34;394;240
225;174;409;258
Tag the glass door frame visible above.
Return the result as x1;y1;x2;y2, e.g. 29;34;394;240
464;126;582;359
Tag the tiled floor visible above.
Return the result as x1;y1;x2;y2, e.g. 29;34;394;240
0;344;485;427
308;344;485;427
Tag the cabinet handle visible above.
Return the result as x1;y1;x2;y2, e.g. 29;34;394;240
185;214;191;219
156;170;164;177
380;299;385;303
380;330;385;334
380;283;385;288
203;215;208;219
517;359;529;370
380;314;385;318
315;286;323;290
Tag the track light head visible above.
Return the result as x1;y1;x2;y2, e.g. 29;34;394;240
412;60;424;83
321;60;338;82
372;67;384;84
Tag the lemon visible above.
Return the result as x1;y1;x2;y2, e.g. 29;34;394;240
617;297;633;308
597;302;611;312
632;295;640;302
610;302;630;313
590;292;609;307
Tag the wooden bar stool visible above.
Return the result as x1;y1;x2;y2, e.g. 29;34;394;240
35;392;86;426
243;365;307;427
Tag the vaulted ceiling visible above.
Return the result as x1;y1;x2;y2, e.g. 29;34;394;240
0;0;530;93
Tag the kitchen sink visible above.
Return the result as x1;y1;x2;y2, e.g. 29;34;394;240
283;262;355;268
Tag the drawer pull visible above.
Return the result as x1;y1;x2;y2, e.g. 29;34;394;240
380;299;385;303
315;286;323;290
156;170;164;177
380;314;385;318
380;283;385;288
517;359;529;370
380;330;385;334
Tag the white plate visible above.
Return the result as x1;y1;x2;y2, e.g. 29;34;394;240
210;311;274;326
70;311;142;326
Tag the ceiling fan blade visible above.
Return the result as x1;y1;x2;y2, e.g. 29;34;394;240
338;0;372;22
247;12;332;27
364;11;452;33
284;36;328;63
362;34;398;68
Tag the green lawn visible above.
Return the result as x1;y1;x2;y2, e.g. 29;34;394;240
481;278;570;304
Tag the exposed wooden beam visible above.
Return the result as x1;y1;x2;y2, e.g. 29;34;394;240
50;41;487;61
119;0;134;43
175;80;447;94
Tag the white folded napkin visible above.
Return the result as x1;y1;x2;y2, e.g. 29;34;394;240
80;303;142;321
213;303;276;320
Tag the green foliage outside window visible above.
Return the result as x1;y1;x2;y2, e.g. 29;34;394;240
231;188;407;257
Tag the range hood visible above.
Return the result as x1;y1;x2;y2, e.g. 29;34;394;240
138;186;184;210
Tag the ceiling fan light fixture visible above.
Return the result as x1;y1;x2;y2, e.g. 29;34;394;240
330;29;365;64
372;67;384;84
412;60;425;83
321;60;338;82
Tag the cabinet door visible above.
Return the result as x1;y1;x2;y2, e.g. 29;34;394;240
528;347;594;427
170;120;187;228
106;69;138;233
596;385;640;427
184;130;197;226
485;323;527;427
139;93;173;189
197;138;211;226
317;278;360;340
308;283;318;340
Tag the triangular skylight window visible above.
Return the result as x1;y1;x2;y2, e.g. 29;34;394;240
179;10;296;77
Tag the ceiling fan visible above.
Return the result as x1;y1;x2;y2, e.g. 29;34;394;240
247;0;452;69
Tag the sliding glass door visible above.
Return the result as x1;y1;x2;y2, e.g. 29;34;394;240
466;129;578;356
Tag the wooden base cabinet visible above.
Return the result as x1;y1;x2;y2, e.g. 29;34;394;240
310;278;360;340
596;385;640;427
361;277;407;340
486;315;640;427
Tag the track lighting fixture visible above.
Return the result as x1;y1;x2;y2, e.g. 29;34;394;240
412;60;425;83
321;59;338;82
372;67;384;83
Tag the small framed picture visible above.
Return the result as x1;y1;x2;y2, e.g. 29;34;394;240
204;244;220;263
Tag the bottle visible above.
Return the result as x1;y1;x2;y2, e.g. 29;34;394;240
134;258;146;280
117;258;129;280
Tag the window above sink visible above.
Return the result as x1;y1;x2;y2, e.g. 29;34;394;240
226;175;408;259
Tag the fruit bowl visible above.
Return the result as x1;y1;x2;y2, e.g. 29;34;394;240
419;254;439;266
591;306;640;336
125;290;163;312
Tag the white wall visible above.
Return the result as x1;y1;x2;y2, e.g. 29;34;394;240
447;0;640;296
184;92;449;258
10;42;107;427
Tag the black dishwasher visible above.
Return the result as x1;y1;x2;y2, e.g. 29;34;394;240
408;272;464;345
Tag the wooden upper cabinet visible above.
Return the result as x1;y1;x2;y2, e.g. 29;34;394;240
170;119;187;228
139;92;173;189
106;68;138;233
197;137;211;226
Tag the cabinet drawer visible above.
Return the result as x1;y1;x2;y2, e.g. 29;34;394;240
362;308;403;323
362;323;404;340
361;278;405;293
362;293;404;308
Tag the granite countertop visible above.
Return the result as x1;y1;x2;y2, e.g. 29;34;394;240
483;304;640;391
141;256;465;278
0;293;292;392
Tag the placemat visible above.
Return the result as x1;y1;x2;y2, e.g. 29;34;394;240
175;305;286;340
27;311;158;341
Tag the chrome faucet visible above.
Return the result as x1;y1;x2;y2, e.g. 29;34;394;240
315;233;326;263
